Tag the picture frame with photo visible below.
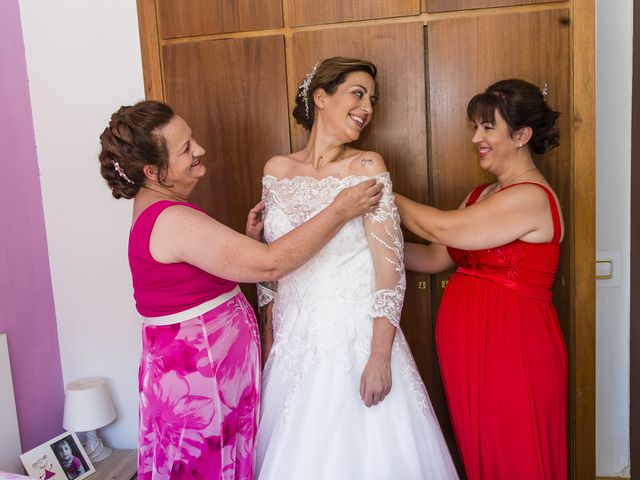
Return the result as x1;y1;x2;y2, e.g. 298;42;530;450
19;431;95;480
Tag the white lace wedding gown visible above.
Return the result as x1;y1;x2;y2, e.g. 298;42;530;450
256;173;459;479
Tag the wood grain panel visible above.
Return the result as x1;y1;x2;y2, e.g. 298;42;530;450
572;1;596;478
427;9;571;296
428;10;570;212
286;0;419;27
163;35;290;302
157;0;283;38
426;0;563;13
427;9;571;475
136;0;164;100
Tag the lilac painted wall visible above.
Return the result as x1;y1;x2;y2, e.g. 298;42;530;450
0;0;64;451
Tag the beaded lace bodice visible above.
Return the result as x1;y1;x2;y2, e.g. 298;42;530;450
258;174;431;420
259;173;405;327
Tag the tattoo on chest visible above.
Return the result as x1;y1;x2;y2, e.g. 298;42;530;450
361;158;373;168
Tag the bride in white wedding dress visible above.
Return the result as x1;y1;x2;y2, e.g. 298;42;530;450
252;57;459;479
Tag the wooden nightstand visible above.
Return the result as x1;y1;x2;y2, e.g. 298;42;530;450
90;449;137;480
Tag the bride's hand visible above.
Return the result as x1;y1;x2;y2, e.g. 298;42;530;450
331;179;382;220
245;201;265;240
359;355;392;407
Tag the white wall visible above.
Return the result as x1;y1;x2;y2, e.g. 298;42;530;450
19;1;145;448
595;0;633;476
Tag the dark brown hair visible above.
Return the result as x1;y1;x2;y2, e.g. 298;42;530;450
98;101;174;199
467;79;560;155
293;57;378;131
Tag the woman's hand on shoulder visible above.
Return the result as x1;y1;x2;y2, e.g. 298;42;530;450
331;179;383;219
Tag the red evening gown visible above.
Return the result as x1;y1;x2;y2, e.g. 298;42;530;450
437;182;567;480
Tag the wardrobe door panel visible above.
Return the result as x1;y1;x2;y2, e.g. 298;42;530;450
427;9;571;333
287;0;419;27
157;0;283;38
426;0;563;12
163;35;290;232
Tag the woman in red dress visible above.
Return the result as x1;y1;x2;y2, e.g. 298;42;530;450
396;79;567;480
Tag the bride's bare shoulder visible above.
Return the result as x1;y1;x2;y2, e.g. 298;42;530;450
347;150;388;177
264;154;296;177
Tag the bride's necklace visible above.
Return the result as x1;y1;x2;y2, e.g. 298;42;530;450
311;145;346;174
496;167;537;192
141;185;188;202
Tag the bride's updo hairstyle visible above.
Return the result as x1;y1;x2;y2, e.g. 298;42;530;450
467;79;560;155
99;100;174;199
293;57;377;131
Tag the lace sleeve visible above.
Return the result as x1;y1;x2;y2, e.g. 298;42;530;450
364;174;406;328
257;281;277;307
256;177;277;308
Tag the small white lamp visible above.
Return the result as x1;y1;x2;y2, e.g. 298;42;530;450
62;377;117;463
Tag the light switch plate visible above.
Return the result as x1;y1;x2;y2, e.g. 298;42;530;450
596;250;622;288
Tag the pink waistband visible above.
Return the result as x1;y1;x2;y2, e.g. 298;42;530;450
455;267;552;302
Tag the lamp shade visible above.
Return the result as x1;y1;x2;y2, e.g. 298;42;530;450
62;377;116;432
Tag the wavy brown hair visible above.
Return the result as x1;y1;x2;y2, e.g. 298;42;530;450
98;101;174;199
292;57;378;131
467;79;560;155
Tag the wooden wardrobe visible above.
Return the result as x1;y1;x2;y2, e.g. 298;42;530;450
136;1;595;477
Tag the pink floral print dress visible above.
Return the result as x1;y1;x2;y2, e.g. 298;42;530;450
130;201;261;480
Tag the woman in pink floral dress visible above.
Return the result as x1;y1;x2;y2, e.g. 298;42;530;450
97;101;382;479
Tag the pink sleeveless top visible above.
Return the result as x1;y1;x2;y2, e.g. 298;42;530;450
129;200;237;317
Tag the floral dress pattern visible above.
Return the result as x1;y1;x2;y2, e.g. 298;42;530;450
137;290;260;480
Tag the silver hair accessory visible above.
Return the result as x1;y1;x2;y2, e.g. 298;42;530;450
541;82;549;97
113;161;134;184
298;62;320;119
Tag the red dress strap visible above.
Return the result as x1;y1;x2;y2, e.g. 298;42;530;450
465;184;491;207
498;182;562;243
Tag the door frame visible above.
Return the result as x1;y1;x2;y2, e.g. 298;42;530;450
572;1;596;478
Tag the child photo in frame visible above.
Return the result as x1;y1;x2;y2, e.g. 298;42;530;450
19;432;94;480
